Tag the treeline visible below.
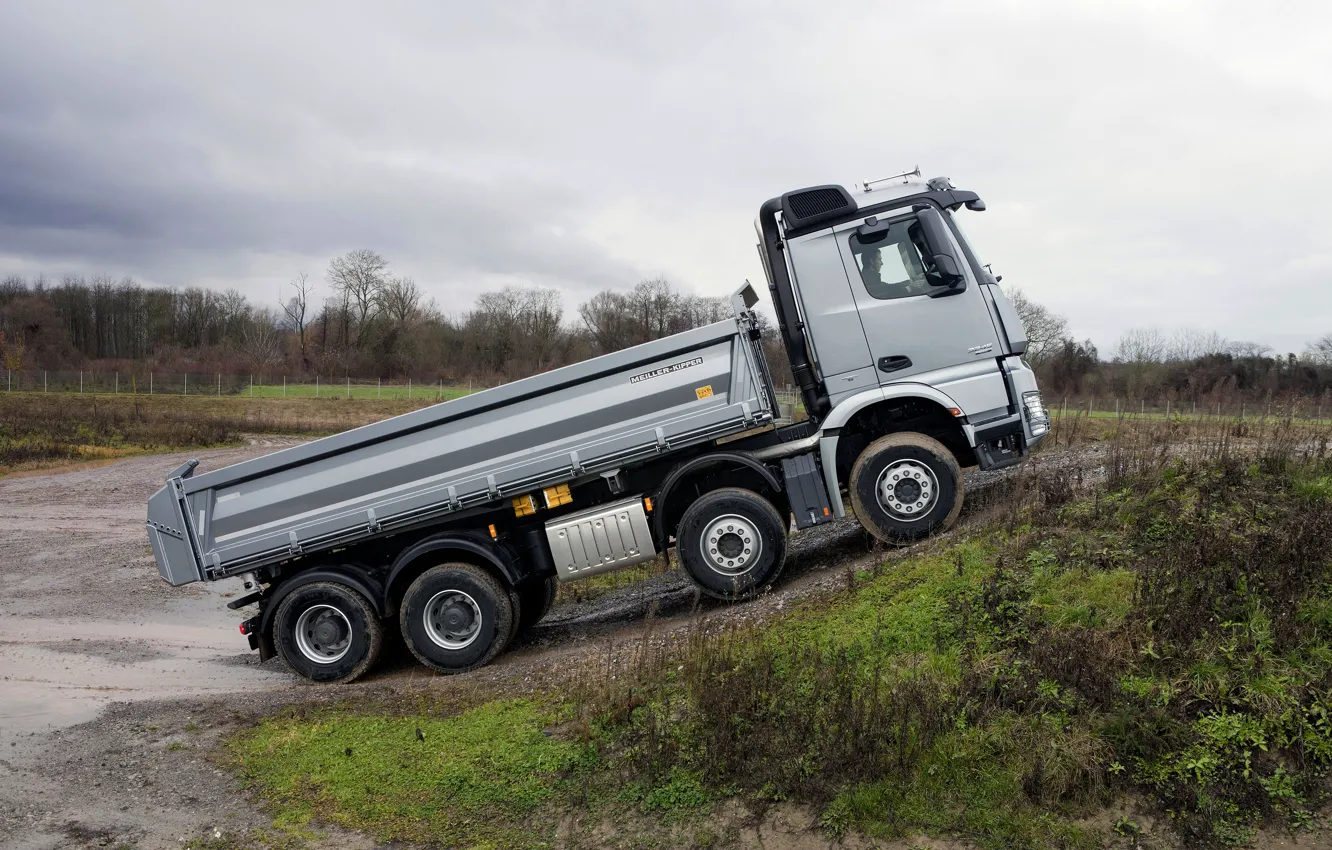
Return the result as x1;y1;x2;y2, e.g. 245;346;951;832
3;255;1328;405
1012;290;1332;403
0;252;790;383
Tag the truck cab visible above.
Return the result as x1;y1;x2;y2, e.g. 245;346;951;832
754;172;1047;538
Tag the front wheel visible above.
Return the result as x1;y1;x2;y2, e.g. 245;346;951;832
273;581;384;684
399;563;514;674
677;487;787;601
849;432;963;545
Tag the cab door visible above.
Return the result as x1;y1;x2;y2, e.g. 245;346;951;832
832;206;1011;420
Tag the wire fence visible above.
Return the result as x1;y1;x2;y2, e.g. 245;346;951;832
3;370;1330;424
1048;395;1331;425
0;369;509;400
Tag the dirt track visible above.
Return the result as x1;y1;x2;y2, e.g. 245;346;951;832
0;439;1047;849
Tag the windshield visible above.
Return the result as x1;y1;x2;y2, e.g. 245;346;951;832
944;209;993;282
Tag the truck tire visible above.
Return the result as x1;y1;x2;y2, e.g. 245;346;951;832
399;563;514;674
273;581;384;684
516;575;558;634
849;432;963;545
677;487;787;601
505;587;523;645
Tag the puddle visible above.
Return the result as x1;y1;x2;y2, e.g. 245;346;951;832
0;596;290;741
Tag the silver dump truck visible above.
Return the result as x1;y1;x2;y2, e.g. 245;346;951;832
147;172;1048;682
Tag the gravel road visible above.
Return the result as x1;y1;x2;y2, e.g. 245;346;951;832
0;439;1081;849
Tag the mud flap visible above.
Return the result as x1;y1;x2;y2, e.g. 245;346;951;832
781;453;835;529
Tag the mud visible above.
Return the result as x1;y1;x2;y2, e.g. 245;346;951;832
0;438;1095;849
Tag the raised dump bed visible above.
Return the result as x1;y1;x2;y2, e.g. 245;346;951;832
147;315;774;586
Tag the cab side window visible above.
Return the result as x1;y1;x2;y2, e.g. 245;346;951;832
849;219;939;300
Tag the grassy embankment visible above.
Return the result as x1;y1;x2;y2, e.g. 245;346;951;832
214;415;1332;849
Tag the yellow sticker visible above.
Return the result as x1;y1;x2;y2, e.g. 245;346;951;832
695;385;713;399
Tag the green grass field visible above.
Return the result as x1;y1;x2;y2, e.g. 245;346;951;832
210;381;475;401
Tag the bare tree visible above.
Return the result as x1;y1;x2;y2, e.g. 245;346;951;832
1113;326;1168;364
282;272;314;367
218;288;252;343
678;294;730;329
1166;327;1229;362
1227;340;1274;359
379;277;424;327
1306;333;1332;366
327;249;389;349
241;309;285;376
579;290;635;353
629;277;677;341
1005;287;1069;366
518;287;564;370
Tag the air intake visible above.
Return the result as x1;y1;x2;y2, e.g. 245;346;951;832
780;184;855;232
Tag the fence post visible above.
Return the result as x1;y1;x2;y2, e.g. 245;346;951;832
283;375;287;397
377;378;381;399
1166;400;1171;419
1140;399;1144;416
44;371;47;392
438;379;441;400
184;373;187;396
80;371;83;394
316;375;320;398
6;369;9;392
251;375;255;397
115;371;119;394
408;378;412;399
346;376;349;399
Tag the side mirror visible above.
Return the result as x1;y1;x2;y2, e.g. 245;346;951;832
912;206;965;285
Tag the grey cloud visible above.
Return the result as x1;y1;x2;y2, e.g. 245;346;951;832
0;0;1328;350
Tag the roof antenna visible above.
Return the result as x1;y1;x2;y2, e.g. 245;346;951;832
861;166;921;192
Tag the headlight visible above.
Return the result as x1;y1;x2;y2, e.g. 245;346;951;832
1022;391;1049;437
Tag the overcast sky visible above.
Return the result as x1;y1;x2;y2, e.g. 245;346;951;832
1;0;1329;354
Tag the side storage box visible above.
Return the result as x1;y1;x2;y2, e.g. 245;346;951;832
544;497;658;581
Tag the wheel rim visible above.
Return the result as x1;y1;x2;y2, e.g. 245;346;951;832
424;589;483;650
294;604;353;664
700;514;762;576
875;459;939;519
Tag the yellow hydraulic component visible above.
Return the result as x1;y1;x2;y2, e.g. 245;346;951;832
543;483;573;509
512;494;537;517
643;497;653;512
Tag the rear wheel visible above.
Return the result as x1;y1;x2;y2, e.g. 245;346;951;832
676;487;787;601
273;581;383;684
849;432;963;545
399;563;514;674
